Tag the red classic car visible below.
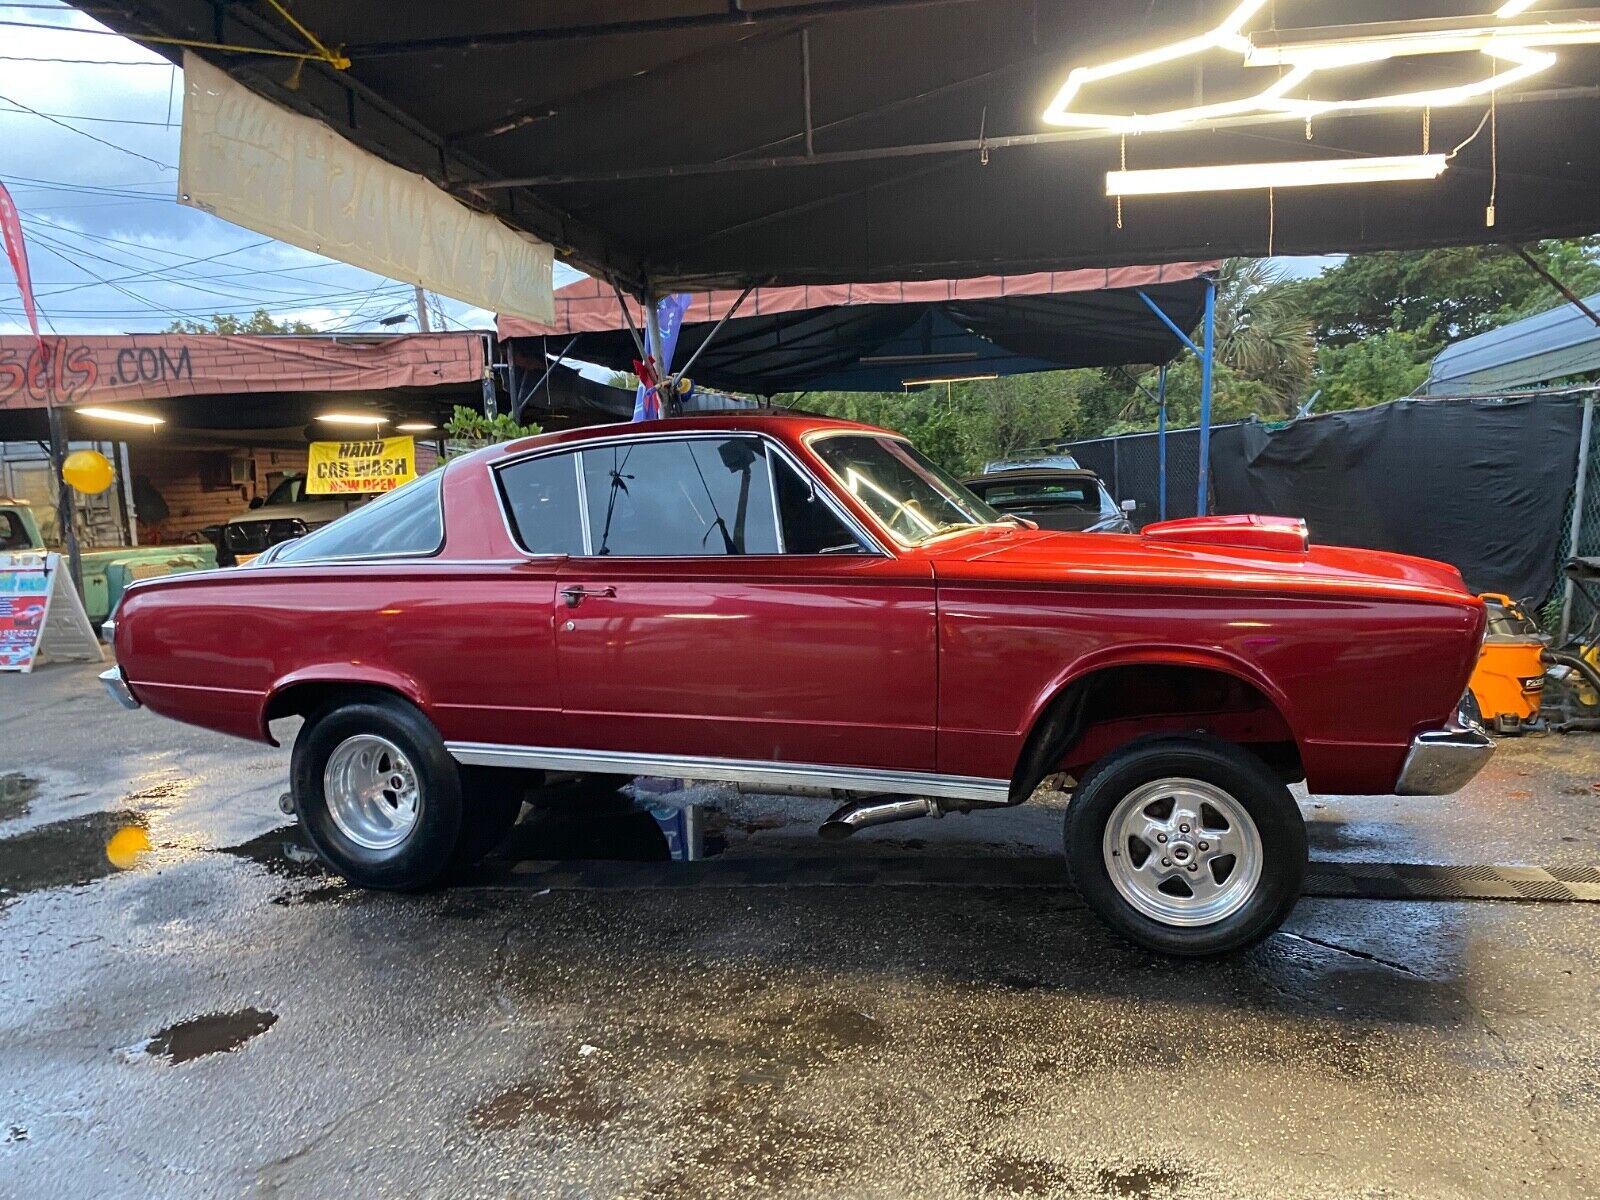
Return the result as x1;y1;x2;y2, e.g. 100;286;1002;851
102;413;1491;955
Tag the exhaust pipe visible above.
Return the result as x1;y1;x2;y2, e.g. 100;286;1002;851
819;796;946;840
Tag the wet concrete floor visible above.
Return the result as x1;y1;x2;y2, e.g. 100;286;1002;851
3;663;1599;1198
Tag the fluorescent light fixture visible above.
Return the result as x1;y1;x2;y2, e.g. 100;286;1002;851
77;406;164;427
316;412;389;426
1106;154;1449;196
396;422;437;432
1496;0;1544;17
902;373;1001;388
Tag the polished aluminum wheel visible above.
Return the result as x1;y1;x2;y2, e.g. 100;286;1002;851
1101;777;1263;927
323;734;421;851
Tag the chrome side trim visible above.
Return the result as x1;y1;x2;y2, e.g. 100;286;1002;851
100;666;140;710
1395;721;1494;796
445;742;1010;803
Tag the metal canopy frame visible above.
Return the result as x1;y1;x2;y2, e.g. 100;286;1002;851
1137;282;1218;518
78;2;1600;297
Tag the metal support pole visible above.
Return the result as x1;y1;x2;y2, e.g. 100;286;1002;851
414;284;432;332
1561;393;1595;642
671;285;754;386
45;404;83;600
1196;278;1216;517
119;441;138;547
1157;363;1169;523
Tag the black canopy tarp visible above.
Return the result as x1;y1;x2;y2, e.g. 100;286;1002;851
500;266;1213;395
1209;396;1585;603
90;2;1600;292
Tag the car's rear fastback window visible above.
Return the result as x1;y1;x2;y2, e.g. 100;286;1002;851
498;451;585;555
272;472;444;563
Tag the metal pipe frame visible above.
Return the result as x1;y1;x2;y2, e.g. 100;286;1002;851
1138;282;1217;517
1562;393;1596;643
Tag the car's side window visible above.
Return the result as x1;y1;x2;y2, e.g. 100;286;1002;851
771;453;869;555
272;471;443;563
498;451;585;555
581;437;781;557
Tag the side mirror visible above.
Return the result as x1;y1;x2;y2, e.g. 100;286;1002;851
248;497;265;510
1121;499;1138;513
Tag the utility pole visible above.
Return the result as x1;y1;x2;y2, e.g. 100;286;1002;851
414;284;431;333
45;404;83;601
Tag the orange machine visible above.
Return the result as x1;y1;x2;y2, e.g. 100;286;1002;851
1467;594;1547;734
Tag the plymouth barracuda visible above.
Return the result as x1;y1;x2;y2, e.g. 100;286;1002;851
102;414;1491;956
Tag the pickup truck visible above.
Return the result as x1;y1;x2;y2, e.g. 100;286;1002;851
0;498;216;625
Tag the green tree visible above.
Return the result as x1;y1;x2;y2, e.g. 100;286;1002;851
1312;324;1434;412
164;308;316;335
1211;258;1313;412
1285;239;1600;349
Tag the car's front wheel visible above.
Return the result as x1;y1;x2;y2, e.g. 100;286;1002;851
1063;735;1306;957
291;694;465;890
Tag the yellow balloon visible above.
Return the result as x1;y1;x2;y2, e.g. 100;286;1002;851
62;449;115;495
105;825;151;871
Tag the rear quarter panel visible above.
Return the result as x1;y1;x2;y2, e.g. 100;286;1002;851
114;561;562;745
936;578;1483;794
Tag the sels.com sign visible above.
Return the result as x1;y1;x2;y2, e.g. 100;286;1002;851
306;437;417;495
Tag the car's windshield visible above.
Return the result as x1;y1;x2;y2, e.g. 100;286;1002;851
810;434;1003;544
264;475;305;506
977;480;1099;510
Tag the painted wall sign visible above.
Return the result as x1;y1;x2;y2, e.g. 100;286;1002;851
306;436;417;495
0;333;484;410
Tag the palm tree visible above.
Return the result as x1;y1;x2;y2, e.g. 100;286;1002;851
1212;258;1314;415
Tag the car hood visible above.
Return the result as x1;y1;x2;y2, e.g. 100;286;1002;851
229;498;361;525
926;518;1475;606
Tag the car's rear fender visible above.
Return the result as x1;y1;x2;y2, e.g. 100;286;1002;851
260;667;429;745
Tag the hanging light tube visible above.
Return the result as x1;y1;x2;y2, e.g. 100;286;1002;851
1106;154;1449;197
901;373;1001;388
77;406;165;427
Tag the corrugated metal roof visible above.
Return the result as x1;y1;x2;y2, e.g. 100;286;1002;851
1424;296;1600;395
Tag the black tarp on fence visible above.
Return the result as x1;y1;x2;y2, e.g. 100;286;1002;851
1067;394;1587;606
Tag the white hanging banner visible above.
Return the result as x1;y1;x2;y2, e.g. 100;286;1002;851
0;553;102;673
179;53;555;325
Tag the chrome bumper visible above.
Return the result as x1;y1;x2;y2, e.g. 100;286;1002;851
100;666;140;711
1396;720;1493;796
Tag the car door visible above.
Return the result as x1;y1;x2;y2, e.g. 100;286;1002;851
552;433;938;774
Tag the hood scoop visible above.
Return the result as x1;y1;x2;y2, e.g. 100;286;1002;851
1141;514;1309;555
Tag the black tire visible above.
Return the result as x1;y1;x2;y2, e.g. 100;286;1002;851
291;694;463;891
1063;735;1307;957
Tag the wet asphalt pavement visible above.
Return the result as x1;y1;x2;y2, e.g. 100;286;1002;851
4;663;1600;1198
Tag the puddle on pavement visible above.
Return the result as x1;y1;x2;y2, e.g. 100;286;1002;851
220;826;331;879
0;810;150;904
470;1074;622;1132
0;773;39;823
124;1008;278;1064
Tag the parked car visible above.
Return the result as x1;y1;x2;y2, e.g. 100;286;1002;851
102;414;1491;956
0;497;215;625
981;452;1080;473
963;467;1135;534
215;473;367;565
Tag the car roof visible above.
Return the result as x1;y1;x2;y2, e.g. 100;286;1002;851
480;410;895;464
963;468;1103;485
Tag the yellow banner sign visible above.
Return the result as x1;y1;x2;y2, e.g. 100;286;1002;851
306;436;416;495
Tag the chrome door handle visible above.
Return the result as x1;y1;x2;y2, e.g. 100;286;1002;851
561;585;616;608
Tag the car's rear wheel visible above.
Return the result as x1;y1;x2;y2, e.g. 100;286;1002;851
1063;735;1306;957
292;695;464;890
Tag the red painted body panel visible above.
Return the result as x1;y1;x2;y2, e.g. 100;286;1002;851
112;413;1485;798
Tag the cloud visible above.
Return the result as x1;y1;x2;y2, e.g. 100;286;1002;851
0;1;564;337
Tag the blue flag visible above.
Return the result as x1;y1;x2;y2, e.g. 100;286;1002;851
633;292;691;421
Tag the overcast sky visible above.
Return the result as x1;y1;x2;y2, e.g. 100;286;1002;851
0;1;1333;341
0;0;584;338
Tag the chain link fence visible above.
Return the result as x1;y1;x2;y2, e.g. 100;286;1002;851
1555;395;1600;639
1058;424;1234;527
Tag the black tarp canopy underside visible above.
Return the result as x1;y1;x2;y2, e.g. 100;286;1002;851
89;1;1600;293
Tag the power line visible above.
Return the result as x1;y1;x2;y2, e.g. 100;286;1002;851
0;90;175;170
0;102;176;127
0;55;172;66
